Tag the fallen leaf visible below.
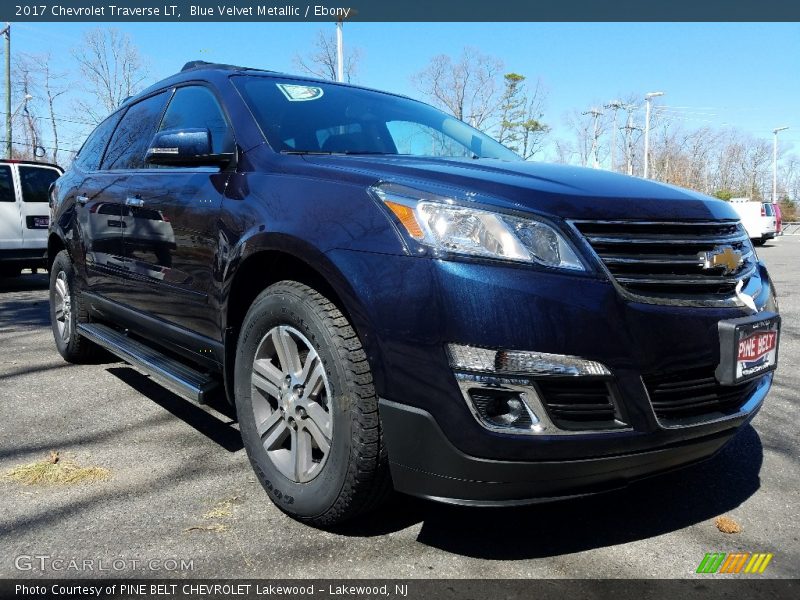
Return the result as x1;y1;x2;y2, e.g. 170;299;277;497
715;515;742;534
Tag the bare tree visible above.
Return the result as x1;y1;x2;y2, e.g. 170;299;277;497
564;108;609;168
73;28;148;123
12;55;41;160
39;54;68;163
412;48;503;131
293;29;361;83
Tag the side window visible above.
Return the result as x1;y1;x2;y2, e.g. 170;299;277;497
19;167;61;202
0;165;13;202
157;86;232;155
102;92;170;170
73;113;121;172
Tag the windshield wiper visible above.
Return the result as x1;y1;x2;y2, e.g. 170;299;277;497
280;150;339;155
280;150;395;156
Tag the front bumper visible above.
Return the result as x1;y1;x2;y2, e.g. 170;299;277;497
380;377;766;504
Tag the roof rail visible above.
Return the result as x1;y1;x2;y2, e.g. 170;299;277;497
181;60;213;72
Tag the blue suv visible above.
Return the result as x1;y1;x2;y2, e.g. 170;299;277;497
48;62;780;526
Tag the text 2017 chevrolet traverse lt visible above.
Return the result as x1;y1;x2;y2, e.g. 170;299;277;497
49;62;780;525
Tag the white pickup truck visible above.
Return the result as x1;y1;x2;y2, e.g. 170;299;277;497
0;160;63;277
728;197;777;245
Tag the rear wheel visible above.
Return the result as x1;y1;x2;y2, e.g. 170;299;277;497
235;281;390;526
49;250;98;363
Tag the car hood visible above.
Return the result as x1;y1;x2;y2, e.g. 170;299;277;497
300;155;738;222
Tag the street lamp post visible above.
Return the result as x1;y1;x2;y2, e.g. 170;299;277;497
335;19;344;82
643;91;664;179
772;126;789;203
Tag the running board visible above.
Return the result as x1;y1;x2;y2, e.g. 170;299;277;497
77;322;220;404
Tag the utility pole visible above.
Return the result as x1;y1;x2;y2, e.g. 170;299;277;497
622;115;641;177
604;100;623;172
582;107;604;169
643;91;664;178
772;126;789;203
1;23;10;159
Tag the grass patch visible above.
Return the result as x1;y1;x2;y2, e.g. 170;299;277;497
3;452;110;486
202;496;239;519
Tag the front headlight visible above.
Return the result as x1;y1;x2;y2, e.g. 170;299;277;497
371;182;585;271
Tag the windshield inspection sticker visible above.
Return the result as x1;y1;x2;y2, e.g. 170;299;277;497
277;84;324;102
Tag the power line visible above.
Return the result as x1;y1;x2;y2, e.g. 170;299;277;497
0;110;96;126
0;139;79;153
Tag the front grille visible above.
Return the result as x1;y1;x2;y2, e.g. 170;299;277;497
573;220;756;305
644;365;760;425
535;379;624;431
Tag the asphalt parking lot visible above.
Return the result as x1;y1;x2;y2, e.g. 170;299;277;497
0;239;798;580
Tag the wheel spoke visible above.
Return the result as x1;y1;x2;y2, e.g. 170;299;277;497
252;358;284;399
261;418;289;451
272;326;302;376
55;278;66;299
304;362;326;398
54;307;64;320
298;347;319;387
303;417;331;455
295;428;312;481
306;402;332;439
256;409;283;438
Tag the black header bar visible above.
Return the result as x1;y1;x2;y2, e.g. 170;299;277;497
3;1;800;22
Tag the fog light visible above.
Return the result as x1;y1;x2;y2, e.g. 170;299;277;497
447;344;611;377
467;388;538;430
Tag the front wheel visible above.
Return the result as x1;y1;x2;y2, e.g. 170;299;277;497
234;281;390;526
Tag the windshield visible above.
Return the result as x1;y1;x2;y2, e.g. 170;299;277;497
233;76;521;161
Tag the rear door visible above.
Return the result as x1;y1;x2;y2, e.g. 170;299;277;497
0;164;21;250
83;91;170;303
17;164;62;249
122;85;232;340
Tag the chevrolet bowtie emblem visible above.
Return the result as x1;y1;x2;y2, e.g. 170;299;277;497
699;245;743;275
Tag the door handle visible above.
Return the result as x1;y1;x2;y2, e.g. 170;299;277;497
125;197;144;207
76;195;89;206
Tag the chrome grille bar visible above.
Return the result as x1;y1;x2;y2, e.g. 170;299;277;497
571;219;757;307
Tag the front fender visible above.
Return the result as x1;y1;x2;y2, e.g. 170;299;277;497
220;230;390;398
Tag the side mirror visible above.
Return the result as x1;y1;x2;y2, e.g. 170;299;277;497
145;128;233;167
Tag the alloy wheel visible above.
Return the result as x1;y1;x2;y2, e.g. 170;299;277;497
250;325;333;483
53;271;72;342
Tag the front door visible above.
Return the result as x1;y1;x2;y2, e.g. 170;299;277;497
121;85;234;341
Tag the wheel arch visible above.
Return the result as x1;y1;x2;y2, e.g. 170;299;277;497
222;237;385;406
47;232;68;271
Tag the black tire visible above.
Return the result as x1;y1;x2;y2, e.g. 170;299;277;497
753;238;766;246
49;250;98;363
235;281;390;526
